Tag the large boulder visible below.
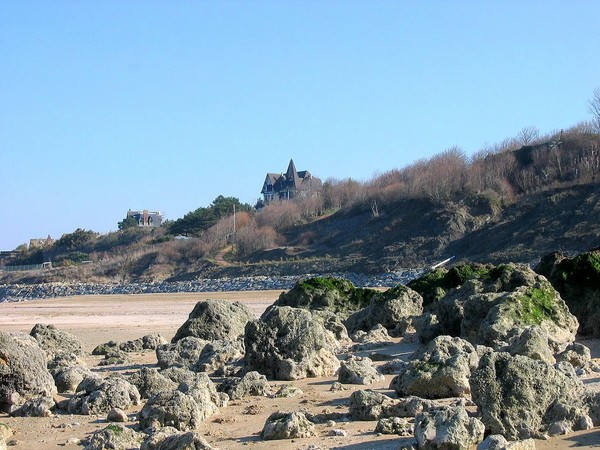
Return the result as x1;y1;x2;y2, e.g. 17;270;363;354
0;331;56;413
470;352;590;440
391;335;479;399
274;277;377;317
260;411;316;440
345;285;423;335
536;250;600;337
172;299;254;343
461;282;577;351
139;390;210;431
415;406;485;450
244;306;340;380
30;323;84;361
68;376;141;415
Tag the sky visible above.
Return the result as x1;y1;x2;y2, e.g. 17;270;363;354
1;1;600;251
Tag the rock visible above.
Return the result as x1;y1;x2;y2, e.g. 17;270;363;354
416;313;445;343
30;323;84;361
536;250;600;337
351;324;392;344
142;333;168;350
0;331;57;413
556;343;593;372
345;285;423;336
218;371;270;400
139;390;208;431
92;341;119;355
54;365;94;394
477;434;536;450
273;276;376;318
244;306;340;380
172;299;254;343
68;376;141;415
9;396;55;417
274;384;303;398
156;337;244;374
141;427;215;450
260;411;316;440
350;390;464;421
375;417;413;436
391;335;478;399
107;407;128;422
415;406;485;450
118;338;144;353
83;424;143;450
459;270;578;351
97;349;130;366
470;351;590;440
162;368;226;408
128;367;178;399
338;356;384;385
505;326;555;364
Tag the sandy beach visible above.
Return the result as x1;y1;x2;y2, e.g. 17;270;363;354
1;291;599;450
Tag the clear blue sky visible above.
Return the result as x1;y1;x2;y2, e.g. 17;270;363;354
1;1;599;251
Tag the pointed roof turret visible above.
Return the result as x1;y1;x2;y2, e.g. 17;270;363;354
285;159;301;188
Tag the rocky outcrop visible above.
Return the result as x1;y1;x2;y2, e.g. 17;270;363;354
391;335;479;399
345;285;423;335
470;352;591;440
415;406;485;450
244;306;340;380
172;299;254;343
260;411;316;440
0;331;56;413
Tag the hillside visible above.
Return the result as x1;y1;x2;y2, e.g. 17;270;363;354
2;183;599;285
211;183;599;277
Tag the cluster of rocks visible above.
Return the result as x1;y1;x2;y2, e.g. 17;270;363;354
3;260;600;450
0;270;424;302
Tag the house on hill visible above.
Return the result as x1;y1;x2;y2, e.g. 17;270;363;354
261;159;322;204
126;209;163;227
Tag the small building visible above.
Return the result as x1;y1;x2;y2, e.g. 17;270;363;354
127;209;163;227
261;159;322;204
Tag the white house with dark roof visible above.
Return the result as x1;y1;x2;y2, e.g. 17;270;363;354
261;159;322;204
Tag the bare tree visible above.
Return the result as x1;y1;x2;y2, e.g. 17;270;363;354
517;126;540;145
589;88;600;133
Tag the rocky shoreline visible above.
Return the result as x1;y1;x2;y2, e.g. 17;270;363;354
0;269;425;302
